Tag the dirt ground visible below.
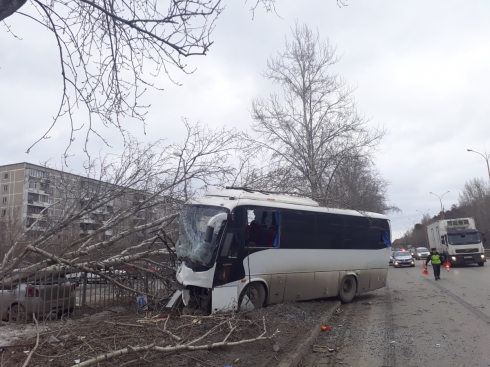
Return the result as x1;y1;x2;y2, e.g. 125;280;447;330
1;299;340;367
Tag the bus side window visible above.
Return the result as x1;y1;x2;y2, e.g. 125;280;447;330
246;209;280;248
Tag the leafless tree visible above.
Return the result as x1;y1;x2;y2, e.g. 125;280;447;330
1;0;227;156
250;22;388;211
458;178;490;240
324;155;398;213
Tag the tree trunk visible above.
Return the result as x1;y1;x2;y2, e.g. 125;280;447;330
0;0;27;21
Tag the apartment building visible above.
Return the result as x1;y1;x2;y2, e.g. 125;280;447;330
0;162;166;237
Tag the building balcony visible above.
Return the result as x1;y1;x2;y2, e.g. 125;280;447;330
32;201;49;207
79;229;95;235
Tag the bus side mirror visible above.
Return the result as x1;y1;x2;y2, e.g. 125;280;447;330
204;212;228;242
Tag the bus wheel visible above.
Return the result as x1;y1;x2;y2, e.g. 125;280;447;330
239;283;266;310
478;262;484;267
339;276;357;304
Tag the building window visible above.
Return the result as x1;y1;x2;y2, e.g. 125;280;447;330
3;173;8;179
28;193;39;202
1;209;5;216
29;182;37;189
26;217;36;227
28;168;49;179
2;197;6;204
2;185;6;192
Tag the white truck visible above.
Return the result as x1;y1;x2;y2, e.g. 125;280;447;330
427;217;486;266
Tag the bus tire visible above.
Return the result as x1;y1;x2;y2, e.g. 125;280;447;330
478;262;484;266
339;275;357;304
239;282;266;310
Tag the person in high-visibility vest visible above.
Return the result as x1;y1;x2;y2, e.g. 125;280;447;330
425;248;444;280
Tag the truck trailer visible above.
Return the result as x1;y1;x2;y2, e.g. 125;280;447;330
427;218;486;266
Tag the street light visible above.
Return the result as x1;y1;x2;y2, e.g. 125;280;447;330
430;191;450;219
467;149;490;180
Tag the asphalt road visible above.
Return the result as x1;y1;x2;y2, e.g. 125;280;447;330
300;261;490;367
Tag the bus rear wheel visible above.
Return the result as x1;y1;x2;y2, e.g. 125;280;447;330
339;275;357;304
239;282;266;310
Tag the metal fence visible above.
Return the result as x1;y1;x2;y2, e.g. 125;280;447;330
0;266;175;324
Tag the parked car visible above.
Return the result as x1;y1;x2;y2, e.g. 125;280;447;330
66;268;127;285
0;276;76;322
392;251;415;268
413;247;431;260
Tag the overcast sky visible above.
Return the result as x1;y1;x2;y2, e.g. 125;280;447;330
1;0;490;239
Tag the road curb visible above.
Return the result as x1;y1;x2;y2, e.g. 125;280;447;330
275;300;341;367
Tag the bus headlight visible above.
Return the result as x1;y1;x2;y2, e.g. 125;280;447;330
481;254;486;259
451;256;456;261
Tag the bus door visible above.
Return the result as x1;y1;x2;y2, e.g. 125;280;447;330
212;208;246;312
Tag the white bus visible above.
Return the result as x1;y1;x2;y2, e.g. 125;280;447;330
167;189;391;313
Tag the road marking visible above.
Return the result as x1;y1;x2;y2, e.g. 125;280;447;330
425;279;490;324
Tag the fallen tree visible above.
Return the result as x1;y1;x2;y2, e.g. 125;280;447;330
0;122;246;301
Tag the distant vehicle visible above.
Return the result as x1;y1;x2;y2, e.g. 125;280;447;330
427;217;486;266
409;248;415;256
392;251;415;268
413;247;430;260
0;276;76;322
389;251;394;266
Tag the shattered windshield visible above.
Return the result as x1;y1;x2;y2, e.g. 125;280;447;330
177;205;229;267
448;232;481;245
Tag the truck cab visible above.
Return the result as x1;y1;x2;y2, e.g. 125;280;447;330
441;229;486;266
428;218;486;266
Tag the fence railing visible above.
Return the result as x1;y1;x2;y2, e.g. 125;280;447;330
0;266;175;324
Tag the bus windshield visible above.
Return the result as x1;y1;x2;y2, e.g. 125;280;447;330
177;205;229;267
448;232;481;245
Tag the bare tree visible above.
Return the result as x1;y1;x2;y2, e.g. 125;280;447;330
1;0;227;156
458;178;490;240
250;22;387;210
325;155;398;213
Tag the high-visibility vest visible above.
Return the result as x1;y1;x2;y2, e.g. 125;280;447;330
431;254;441;265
